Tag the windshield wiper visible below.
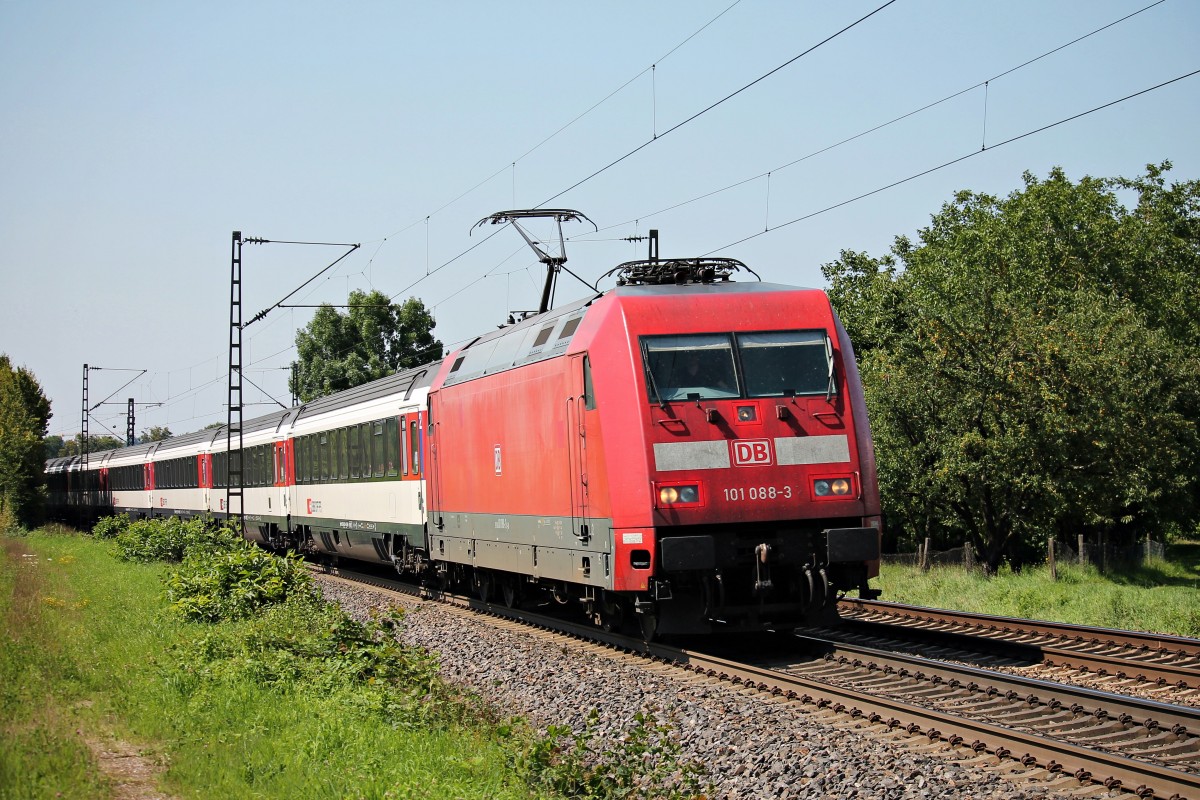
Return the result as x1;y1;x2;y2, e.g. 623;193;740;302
646;368;669;410
825;335;836;402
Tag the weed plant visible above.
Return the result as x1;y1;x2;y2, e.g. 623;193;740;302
520;708;708;800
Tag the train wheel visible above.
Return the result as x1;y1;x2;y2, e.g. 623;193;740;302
597;596;625;633
638;612;658;643
474;571;493;604
501;576;520;609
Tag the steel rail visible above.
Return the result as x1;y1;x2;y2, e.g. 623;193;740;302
785;635;1200;744
841;598;1200;690
841;599;1200;655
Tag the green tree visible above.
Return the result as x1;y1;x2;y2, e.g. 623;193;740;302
140;425;172;443
823;164;1200;571
59;434;126;456
0;355;52;527
291;291;443;403
43;434;64;459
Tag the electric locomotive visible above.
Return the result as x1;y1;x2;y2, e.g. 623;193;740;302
426;256;881;637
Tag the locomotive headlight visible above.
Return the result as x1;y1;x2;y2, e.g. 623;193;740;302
813;476;853;498
657;483;701;507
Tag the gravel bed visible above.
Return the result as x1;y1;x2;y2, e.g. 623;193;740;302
316;576;1082;799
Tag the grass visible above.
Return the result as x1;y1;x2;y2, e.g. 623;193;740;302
875;540;1200;637
1;530;112;799
2;525;707;800
0;529;540;799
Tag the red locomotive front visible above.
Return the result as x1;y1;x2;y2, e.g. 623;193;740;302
588;260;881;635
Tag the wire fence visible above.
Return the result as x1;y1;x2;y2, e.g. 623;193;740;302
883;536;1167;574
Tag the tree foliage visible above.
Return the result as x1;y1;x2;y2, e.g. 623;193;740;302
0;355;52;527
291;290;443;403
140;425;172;443
823;164;1200;571
54;434;126;457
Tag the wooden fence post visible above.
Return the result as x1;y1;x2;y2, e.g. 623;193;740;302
921;537;931;571
1048;536;1057;581
1077;533;1085;566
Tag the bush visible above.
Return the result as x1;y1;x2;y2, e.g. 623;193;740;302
114;517;241;563
91;513;130;540
165;545;311;623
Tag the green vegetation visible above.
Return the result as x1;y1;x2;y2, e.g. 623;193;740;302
825;164;1200;572
0;355;51;528
878;541;1200;637
291;290;444;403
1;523;707;799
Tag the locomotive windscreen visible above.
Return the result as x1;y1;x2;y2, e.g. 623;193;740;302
642;334;740;401
640;330;835;402
738;330;834;398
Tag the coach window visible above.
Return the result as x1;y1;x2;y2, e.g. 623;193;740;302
386;417;399;477
373;421;385;478
399;421;408;475
356;425;365;480
349;427;361;479
338;428;349;481
304;436;314;484
329;429;339;482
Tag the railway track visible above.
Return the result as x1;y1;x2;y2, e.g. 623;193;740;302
838;599;1200;695
318;564;1200;800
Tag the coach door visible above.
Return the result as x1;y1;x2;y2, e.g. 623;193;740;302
274;441;289;517
567;354;591;543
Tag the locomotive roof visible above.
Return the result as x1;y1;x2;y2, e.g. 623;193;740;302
438;279;827;389
611;280;820;298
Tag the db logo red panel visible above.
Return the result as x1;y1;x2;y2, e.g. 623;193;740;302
732;439;772;466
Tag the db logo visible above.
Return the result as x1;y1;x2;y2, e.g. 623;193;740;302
732;439;772;466
307;498;313;514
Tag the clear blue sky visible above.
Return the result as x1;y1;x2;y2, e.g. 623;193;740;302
2;0;1197;441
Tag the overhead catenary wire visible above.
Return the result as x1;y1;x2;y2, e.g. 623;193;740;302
537;0;899;208
705;68;1200;254
571;0;1170;239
